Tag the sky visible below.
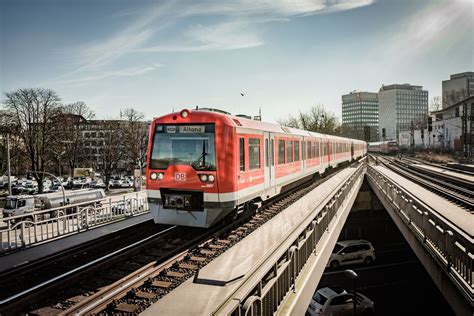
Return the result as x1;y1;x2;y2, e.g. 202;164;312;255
1;0;473;123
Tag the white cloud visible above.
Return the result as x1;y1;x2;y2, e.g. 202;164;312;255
376;1;472;64
54;0;374;86
55;64;162;87
137;21;264;52
74;0;375;67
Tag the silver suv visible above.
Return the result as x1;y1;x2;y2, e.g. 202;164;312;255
327;240;375;268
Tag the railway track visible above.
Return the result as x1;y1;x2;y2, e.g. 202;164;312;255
403;156;474;177
0;224;201;315
374;155;473;211
0;220;167;301
65;165;348;315
3;162;356;315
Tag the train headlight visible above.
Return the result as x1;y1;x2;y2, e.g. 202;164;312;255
180;110;189;118
199;174;208;182
208;175;215;182
150;172;158;180
157;173;164;180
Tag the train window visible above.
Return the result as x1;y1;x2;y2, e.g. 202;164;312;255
286;140;293;163
239;138;245;171
316;142;320;157
150;123;216;171
265;139;269;167
307;141;312;159
271;139;274;166
302;141;305;160
294;141;300;161
278;140;285;164
249;138;261;170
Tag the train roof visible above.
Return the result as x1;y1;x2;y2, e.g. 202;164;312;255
154;109;366;143
368;140;398;145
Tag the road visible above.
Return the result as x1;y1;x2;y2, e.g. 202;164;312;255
318;237;455;315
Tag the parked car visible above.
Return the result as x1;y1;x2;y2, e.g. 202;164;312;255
327;240;375;268
307;286;375;316
90;179;106;189
111;179;122;188
120;179;133;188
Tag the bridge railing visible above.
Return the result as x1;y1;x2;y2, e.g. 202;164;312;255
219;162;365;315
0;191;149;253
367;165;473;300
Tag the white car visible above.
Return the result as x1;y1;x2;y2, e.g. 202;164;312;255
327;240;375;269
307;286;374;316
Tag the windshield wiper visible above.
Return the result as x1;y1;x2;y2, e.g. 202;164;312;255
191;141;208;169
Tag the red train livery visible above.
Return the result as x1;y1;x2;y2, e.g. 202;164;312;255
146;109;367;228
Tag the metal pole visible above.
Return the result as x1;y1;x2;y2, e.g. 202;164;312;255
6;133;12;196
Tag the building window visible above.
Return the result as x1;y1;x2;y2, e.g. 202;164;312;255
286;140;293;163
239;138;245;171
278;140;285;165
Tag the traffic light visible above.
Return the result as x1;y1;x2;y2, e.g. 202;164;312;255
427;117;432;132
421;128;424;139
382;128;386;140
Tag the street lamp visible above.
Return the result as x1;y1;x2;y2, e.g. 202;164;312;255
344;269;358;316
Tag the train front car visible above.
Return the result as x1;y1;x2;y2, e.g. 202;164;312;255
387;141;399;155
146;109;237;228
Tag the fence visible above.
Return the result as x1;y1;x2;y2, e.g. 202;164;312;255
221;163;365;315
0;191;148;253
366;165;473;300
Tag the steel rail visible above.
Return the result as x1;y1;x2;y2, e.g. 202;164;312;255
63;162;359;315
376;156;473;210
0;225;177;307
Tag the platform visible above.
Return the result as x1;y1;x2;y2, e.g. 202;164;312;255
142;166;363;315
0;212;152;274
373;165;473;236
414;164;474;183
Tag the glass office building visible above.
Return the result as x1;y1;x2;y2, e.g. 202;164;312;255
378;84;428;141
342;91;379;141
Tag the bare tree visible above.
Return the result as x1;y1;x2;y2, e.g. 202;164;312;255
3;88;63;193
59;102;95;176
95;120;124;191
429;96;441;112
122;108;149;174
278;105;341;135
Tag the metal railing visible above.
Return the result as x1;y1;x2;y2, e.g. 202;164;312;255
366;165;473;301
0;191;149;253
219;163;365;315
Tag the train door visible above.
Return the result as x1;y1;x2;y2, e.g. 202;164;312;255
264;132;275;190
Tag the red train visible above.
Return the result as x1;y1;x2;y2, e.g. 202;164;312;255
367;141;399;155
146;109;367;228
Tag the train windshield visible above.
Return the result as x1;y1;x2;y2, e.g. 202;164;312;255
150;124;216;171
5;199;17;209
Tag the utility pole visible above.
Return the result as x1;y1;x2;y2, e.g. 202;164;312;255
462;101;468;162
6;133;12;196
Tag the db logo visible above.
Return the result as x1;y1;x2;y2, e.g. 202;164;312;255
175;172;186;181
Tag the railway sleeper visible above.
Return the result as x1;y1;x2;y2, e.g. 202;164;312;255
115;302;140;313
